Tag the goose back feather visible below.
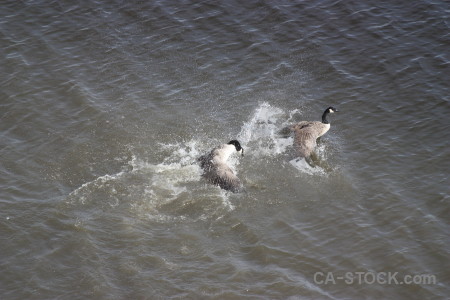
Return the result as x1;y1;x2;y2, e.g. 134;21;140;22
198;143;243;192
290;107;337;158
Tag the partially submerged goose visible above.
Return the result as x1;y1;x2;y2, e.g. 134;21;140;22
290;107;338;158
198;140;244;192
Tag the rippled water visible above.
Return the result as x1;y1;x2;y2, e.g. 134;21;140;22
1;0;449;299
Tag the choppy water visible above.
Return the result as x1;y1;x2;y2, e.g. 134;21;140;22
1;0;449;299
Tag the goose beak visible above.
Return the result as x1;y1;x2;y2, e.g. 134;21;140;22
240;149;244;157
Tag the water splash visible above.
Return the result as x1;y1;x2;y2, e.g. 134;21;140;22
66;170;127;206
65;103;333;223
237;102;293;157
237;102;331;176
288;143;330;176
66;139;237;223
289;157;327;176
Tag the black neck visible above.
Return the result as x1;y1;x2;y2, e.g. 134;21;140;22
322;110;330;124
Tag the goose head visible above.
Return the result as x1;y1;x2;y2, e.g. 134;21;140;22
228;140;244;156
322;107;339;124
326;106;339;113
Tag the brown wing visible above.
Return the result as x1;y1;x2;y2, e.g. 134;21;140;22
198;146;242;192
201;162;242;192
198;152;213;170
290;121;311;131
215;163;242;192
292;122;321;158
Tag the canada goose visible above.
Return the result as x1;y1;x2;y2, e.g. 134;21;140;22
290;107;338;158
198;140;244;192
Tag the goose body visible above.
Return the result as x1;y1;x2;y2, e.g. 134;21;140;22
198;140;244;192
291;107;338;158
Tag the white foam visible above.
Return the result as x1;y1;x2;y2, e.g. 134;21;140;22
237;102;294;158
66;103;333;222
238;102;283;144
238;102;333;176
129;142;202;200
289;157;326;176
66;170;126;204
129;140;237;220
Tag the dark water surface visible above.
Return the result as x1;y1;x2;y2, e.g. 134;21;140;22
1;0;449;299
